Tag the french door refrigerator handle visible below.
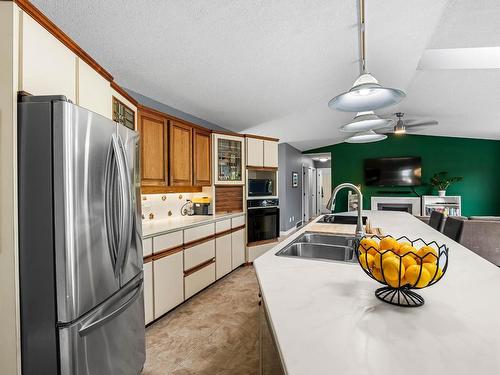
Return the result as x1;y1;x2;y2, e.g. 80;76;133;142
78;281;143;337
104;139;119;269
111;134;132;277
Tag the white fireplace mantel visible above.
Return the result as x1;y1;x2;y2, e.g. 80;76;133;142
370;196;421;216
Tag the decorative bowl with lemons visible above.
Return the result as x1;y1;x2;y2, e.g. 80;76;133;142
355;235;449;307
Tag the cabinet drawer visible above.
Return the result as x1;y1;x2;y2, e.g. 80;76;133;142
216;234;232;280
184;239;215;270
142;238;153;258
215;219;231;233
153;231;183;253
184;262;215;299
232;215;246;228
153;251;184;318
143;262;154;325
184;223;214;243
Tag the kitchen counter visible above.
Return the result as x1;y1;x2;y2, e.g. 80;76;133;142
254;211;500;375
141;212;245;238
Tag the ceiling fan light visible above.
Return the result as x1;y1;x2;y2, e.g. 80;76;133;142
339;111;394;132
329;73;406;112
345;130;387;144
394;124;406;134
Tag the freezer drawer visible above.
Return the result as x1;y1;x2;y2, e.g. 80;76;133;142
58;277;145;375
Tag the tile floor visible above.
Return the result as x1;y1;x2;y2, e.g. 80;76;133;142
142;265;260;375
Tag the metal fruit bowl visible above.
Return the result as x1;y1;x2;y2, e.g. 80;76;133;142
355;235;449;307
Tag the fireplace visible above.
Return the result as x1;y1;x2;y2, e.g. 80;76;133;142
377;203;413;213
371;197;421;216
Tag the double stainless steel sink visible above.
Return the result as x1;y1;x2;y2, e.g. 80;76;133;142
276;232;356;263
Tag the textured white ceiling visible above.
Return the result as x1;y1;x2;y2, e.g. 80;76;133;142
32;0;500;150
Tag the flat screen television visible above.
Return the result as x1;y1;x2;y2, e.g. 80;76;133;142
364;157;422;186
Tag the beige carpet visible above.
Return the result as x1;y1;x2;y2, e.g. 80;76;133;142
142;266;260;375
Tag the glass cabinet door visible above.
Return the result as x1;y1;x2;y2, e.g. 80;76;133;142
214;134;245;184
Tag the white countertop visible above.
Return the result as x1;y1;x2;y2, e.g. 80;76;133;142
141;212;245;238
254;211;500;375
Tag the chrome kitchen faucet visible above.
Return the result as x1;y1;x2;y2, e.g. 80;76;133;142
326;183;365;239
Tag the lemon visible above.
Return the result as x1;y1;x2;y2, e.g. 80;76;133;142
371;267;385;282
399;243;417;256
382;257;405;281
422;263;444;282
359;253;375;270
373;250;396;269
402;253;417;269
379;237;400;253
358;238;378;254
405;265;431;288
417;246;438;264
386;277;403;288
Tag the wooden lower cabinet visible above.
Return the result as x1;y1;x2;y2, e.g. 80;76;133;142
231;228;246;270
153;251;184;318
143;261;154;325
185;261;216;299
216;234;232;279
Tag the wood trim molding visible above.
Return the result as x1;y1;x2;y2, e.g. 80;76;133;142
184;258;215;277
111;81;138;106
246;166;278;171
215;228;233;238
211;130;241;137
247;238;278;247
141;185;203;194
153;246;184;260
143;255;154;264
137;104;213;133
183;234;216;249
244;134;279;142
232;225;246;233
15;0;114;82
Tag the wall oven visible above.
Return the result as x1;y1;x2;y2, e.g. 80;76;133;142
247;199;279;243
248;178;273;197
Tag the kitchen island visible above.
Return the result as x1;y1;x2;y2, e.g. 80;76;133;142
254;211;500;375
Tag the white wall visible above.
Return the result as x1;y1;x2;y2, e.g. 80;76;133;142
0;2;21;374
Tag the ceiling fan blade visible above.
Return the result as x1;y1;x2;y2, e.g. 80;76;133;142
404;120;438;127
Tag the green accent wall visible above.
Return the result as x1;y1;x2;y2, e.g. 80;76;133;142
306;134;500;216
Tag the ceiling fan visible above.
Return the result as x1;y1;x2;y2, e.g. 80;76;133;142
378;112;438;135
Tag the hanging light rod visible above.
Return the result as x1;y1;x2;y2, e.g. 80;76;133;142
328;0;406;112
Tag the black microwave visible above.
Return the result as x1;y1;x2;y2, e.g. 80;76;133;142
248;179;273;196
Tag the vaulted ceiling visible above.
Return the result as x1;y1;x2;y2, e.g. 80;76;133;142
32;0;500;150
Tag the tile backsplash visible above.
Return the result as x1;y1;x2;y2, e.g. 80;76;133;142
141;187;212;221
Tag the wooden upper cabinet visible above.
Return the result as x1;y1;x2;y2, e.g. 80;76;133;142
193;128;212;186
169;121;193;186
138;109;168;186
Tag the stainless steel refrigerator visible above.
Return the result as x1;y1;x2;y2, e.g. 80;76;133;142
18;96;145;375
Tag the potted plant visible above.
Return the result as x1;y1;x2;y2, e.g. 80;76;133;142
430;172;463;197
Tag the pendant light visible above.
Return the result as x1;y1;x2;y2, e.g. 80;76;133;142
328;0;405;112
345;130;387;143
339;111;394;132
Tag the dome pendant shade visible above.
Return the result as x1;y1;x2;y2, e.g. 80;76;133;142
345;130;387;143
329;73;406;112
339;111;394;132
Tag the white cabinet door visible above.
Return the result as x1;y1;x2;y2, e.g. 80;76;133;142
263;141;279;168
153;251;184;318
184;262;216;299
246;138;264;167
143;238;153;258
20;12;76;102
231;228;246;270
216;234;232;279
77;59;111;119
143;261;154;325
184;239;215;270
